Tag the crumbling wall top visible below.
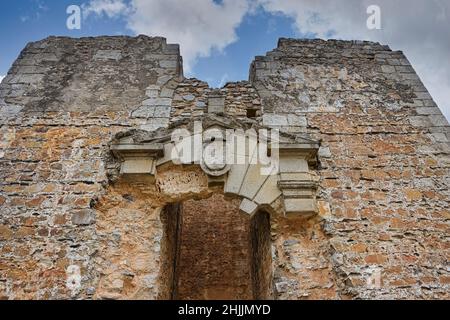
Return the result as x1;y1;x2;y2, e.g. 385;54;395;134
0;35;183;114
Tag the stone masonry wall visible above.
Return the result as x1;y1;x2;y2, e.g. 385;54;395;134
0;35;449;300
0;36;183;299
251;38;450;299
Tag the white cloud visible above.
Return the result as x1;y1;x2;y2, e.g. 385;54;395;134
83;0;249;72
82;0;130;19
0;75;4;83
126;0;249;73
257;0;450;120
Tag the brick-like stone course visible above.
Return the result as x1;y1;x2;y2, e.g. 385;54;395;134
251;38;449;299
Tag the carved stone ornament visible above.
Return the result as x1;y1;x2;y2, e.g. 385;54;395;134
108;114;320;217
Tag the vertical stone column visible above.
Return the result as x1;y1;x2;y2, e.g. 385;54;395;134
277;144;319;216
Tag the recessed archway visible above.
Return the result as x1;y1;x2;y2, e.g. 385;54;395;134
160;193;273;300
101;116;321;299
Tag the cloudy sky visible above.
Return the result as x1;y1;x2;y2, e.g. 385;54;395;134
0;0;449;119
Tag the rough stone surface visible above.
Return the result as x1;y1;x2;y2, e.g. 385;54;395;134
0;36;449;300
174;194;253;300
251;38;450;299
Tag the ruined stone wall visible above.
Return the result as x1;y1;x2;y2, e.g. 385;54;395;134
0;36;184;299
0;36;449;300
251;38;450;299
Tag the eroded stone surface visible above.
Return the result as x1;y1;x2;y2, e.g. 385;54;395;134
174;194;253;300
0;36;449;300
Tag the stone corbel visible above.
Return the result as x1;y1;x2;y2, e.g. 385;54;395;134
277;143;319;216
110;143;164;183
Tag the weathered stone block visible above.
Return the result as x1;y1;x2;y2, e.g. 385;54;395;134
153;106;171;118
182;94;195;101
381;65;396;73
416;107;442;115
239;198;258;216
283;198;317;216
1;35;449;301
253;174;281;205
318;146;332;158
145;89;159;98
429;133;448;143
93;50;122;61
279;158;309;173
140;118;170;131
429;115;449;127
263;114;288;126
208;95;225;113
142;98;172;106
160;88;175;98
287;114;307;126
160;60;178;69
121;158;156;175
239;164;269;200
72;210;95;226
132;106;155;118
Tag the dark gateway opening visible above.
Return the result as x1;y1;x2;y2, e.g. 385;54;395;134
159;193;273;300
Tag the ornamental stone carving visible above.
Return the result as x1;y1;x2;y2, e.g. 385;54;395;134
108;114;320;217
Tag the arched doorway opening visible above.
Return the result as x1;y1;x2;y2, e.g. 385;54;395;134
160;193;273;300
